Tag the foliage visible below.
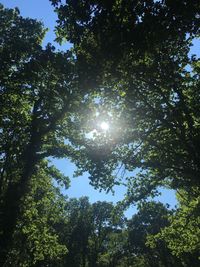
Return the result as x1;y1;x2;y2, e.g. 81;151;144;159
0;4;87;264
127;201;184;267
147;190;200;265
51;0;200;200
5;162;68;266
1;1;200;266
51;0;200;88
53;197;125;267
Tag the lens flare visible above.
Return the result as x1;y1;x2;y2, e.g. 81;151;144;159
100;122;109;131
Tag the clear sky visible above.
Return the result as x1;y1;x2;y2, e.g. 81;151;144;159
1;0;182;217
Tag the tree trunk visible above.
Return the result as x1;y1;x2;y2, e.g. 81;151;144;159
0;132;41;266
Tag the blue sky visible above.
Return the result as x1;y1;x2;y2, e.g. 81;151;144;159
1;0;185;217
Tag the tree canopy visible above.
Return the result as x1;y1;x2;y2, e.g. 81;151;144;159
0;1;200;266
51;0;200;198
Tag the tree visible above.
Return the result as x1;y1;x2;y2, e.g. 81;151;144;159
87;201;124;267
50;0;200;199
96;229;128;267
5;161;69;267
147;190;200;266
127;201;184;267
0;4;90;264
51;0;199;88
50;5;200;265
58;197;92;267
51;198;125;267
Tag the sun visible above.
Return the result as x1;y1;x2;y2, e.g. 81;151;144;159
85;121;110;139
100;121;109;131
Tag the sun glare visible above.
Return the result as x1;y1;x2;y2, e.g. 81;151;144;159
100;121;109;131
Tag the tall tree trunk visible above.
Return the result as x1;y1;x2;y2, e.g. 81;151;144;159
0;132;41;266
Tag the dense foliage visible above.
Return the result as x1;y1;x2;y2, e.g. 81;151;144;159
51;0;200;194
0;1;200;266
0;4;86;264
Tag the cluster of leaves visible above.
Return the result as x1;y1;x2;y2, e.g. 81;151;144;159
51;0;200;88
147;189;200;263
5;162;68;267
